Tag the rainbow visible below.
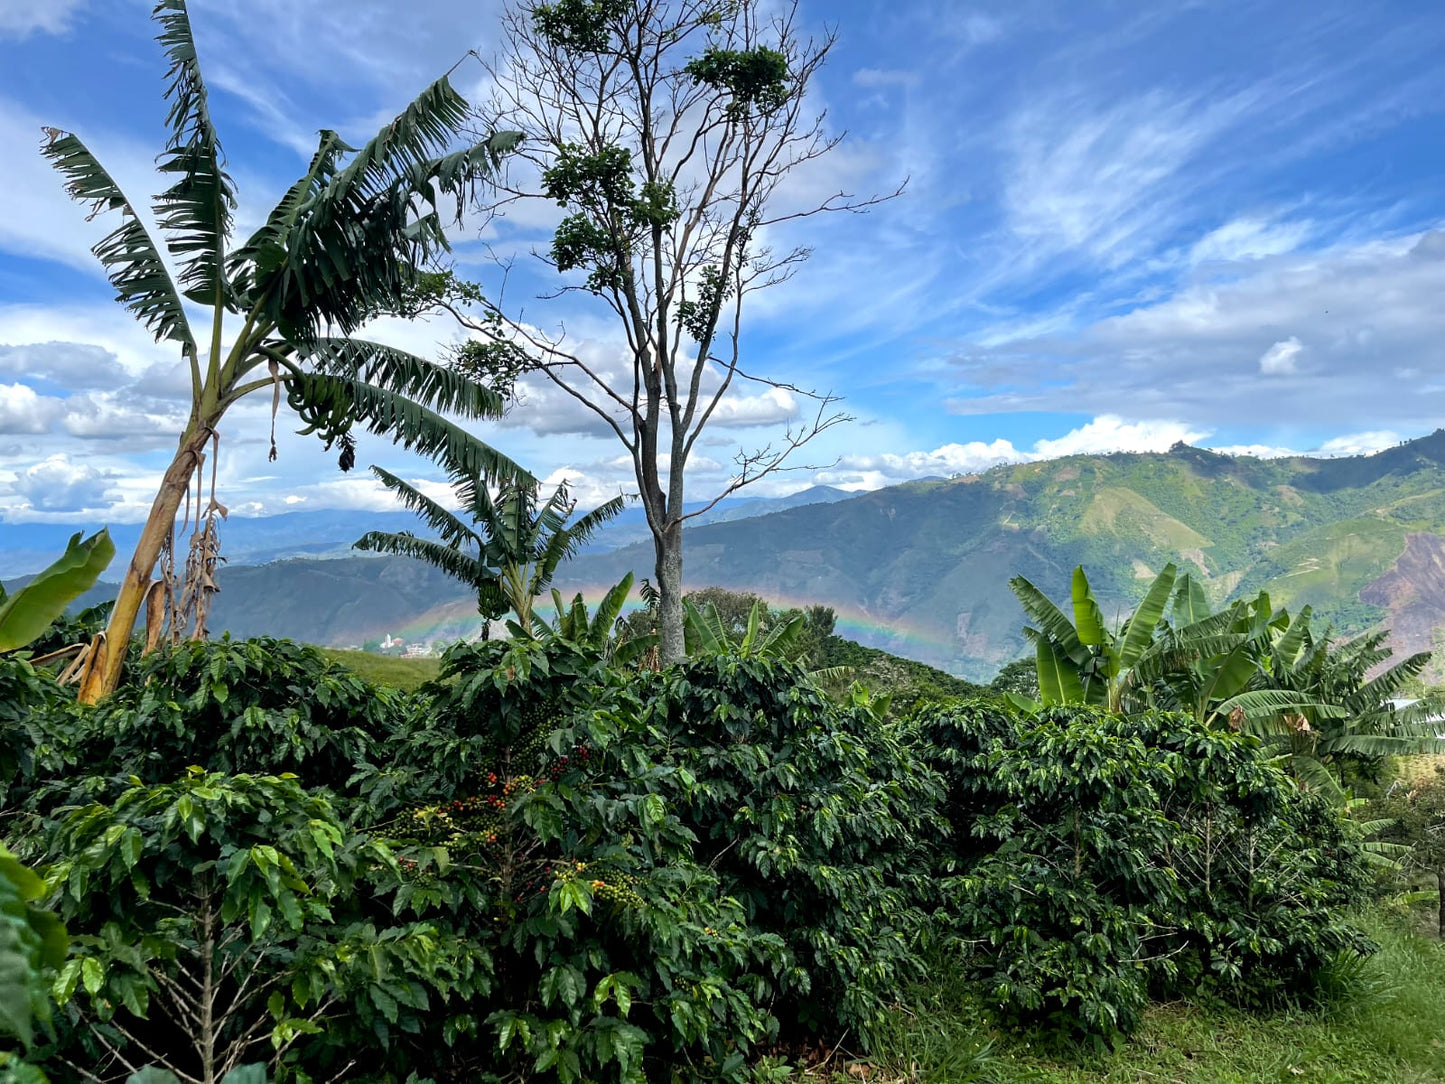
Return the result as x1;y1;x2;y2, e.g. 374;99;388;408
340;580;962;663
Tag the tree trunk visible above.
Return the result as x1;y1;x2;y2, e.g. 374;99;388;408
1438;870;1444;939
655;519;684;664
77;426;208;704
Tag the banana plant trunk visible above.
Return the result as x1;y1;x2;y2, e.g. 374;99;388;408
77;424;212;704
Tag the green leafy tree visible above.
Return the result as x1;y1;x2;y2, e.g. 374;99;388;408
44;0;523;703
434;0;880;663
39;769;485;1083
988;658;1039;700
1374;770;1445;936
355;449;624;634
921;701;1374;1042
1257;627;1445;798
1011;563;1444;801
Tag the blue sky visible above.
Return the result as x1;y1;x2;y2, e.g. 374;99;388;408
1;0;1443;524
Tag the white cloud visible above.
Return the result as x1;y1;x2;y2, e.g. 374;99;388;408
816;415;1209;489
0;0;86;39
11;453;116;511
945;228;1445;432
703;387;799;428
1258;336;1303;375
1190;217;1312;264
1003;87;1254;266
0;341;128;389
1209;443;1300;459
61;392;187;443
0;382;64;434
1317;430;1402;457
1033;416;1206;457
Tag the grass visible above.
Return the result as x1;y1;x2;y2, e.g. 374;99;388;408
318;648;441;690
820;908;1445;1084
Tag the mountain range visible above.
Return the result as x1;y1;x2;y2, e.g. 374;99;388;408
15;434;1445;682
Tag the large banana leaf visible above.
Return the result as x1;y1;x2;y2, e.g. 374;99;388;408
352;531;490;589
1193;642;1259;721
304;338;507;420
1171;573;1211;626
1116;562;1176;670
1036;638;1085;705
152;0;236;306
1270;605;1314;670
0;531;115;652
1226;688;1346;726
288;371;530;485
1009;574;1087;664
1071;566;1110;652
40;133;195;350
366;467;478;550
237;77;519;340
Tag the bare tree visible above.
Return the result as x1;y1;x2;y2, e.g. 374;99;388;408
436;0;891;661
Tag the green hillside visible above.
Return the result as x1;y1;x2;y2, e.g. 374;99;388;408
562;430;1445;678
168;430;1445;681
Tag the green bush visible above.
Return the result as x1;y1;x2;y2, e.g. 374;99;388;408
36;768;482;1082
0;657;67;807
636;654;947;1045
18;638;399;809
4;634;1385;1079
355;636;786;1081
922;702;1375;1042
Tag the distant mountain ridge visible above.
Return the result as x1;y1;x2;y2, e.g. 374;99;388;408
25;434;1445;682
0;486;853;577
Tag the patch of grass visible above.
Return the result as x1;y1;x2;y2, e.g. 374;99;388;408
318;648;441;690
813;910;1445;1084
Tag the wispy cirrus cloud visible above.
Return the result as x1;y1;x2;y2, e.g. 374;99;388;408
0;0;87;40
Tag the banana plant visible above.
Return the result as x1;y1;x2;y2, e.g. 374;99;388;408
1011;563;1181;711
1257;624;1445;800
549;572;660;667
682;598;853;686
0;530;115;653
357;447;625;635
45;0;523;701
684;597;804;659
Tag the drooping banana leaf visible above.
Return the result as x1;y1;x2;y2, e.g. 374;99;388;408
0;530;115;652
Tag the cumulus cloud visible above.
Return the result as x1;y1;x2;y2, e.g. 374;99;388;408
10;454;116;511
1032;416;1206;457
1258;336;1303;375
815;415;1208;490
61;392;188;443
0;382;64;434
1316;430;1402;457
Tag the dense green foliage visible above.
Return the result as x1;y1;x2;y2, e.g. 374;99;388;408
923;700;1374;1043
1013;563;1445;800
0;621;1383;1079
355;447;624;633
